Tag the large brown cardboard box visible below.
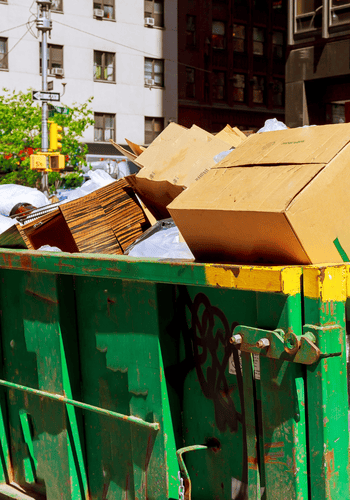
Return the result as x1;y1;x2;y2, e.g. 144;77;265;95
126;123;246;219
168;123;350;264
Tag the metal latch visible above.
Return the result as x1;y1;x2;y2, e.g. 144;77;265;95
230;324;343;365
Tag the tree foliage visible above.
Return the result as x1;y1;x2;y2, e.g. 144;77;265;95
0;88;94;191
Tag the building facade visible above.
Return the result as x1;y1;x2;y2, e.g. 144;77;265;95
178;0;288;133
286;0;350;127
0;0;177;154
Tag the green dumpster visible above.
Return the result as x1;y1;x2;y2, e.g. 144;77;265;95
0;249;348;500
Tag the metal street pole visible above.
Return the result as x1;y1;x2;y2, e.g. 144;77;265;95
36;0;52;195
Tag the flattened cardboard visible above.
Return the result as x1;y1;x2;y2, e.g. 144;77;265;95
168;123;350;264
126;123;246;219
216;123;350;167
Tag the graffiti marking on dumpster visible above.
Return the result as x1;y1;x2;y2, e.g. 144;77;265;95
190;293;241;433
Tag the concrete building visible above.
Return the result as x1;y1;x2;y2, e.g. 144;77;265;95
177;0;287;133
286;0;350;127
0;0;177;156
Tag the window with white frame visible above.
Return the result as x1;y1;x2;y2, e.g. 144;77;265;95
94;0;114;20
94;113;115;142
94;51;115;82
0;38;8;70
144;0;164;27
144;58;164;87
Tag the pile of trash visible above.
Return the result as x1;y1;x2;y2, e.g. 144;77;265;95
2;117;350;265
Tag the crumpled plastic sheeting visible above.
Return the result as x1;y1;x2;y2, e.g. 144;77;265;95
0;214;16;235
213;149;234;163
128;226;194;260
37;245;62;252
258;118;288;133
59;170;115;203
0;184;49;216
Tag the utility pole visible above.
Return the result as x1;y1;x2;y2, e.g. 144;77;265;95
36;0;52;195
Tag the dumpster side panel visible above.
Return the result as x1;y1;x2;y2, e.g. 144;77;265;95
74;276;179;500
303;266;350;500
0;269;89;500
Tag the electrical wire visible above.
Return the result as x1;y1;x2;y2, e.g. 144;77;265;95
54;19;211;74
0;22;30;35
2;21;36;59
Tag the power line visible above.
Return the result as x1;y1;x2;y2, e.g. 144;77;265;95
0;23;30;35
2;22;35;59
54;20;211;74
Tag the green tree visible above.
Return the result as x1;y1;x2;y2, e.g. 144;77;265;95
0;88;94;191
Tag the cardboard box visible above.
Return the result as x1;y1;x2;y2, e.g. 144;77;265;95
126;123;246;219
0;179;150;254
168;123;350;264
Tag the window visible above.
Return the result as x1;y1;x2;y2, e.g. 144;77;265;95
295;0;322;32
51;0;63;12
186;15;196;47
213;71;226;100
144;58;164;87
94;113;115;142
40;44;63;75
232;74;245;102
186;67;195;98
145;117;164;144
94;0;114;20
145;0;164;27
252;76;265;104
232;24;246;52
330;0;350;25
0;38;8;70
273;31;284;58
253;28;265;55
212;21;226;50
272;79;284;106
94;51;115;82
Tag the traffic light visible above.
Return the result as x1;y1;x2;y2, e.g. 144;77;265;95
49;121;63;151
49;153;65;171
30;154;47;171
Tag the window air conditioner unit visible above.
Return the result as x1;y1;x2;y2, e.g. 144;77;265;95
145;17;155;26
94;8;104;18
51;67;64;76
145;78;155;86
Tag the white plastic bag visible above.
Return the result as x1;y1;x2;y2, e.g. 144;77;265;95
37;245;62;252
0;185;49;216
258;118;288;133
0;214;16;235
129;226;194;260
213;149;234;163
60;170;115;202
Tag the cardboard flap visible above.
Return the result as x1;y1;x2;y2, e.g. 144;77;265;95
215;123;350;168
109;140;143;167
136;124;213;176
125;138;145;156
126;174;184;220
215;124;246;147
168;162;326;213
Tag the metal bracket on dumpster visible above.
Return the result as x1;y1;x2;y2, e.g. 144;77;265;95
230;324;343;365
176;445;209;500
